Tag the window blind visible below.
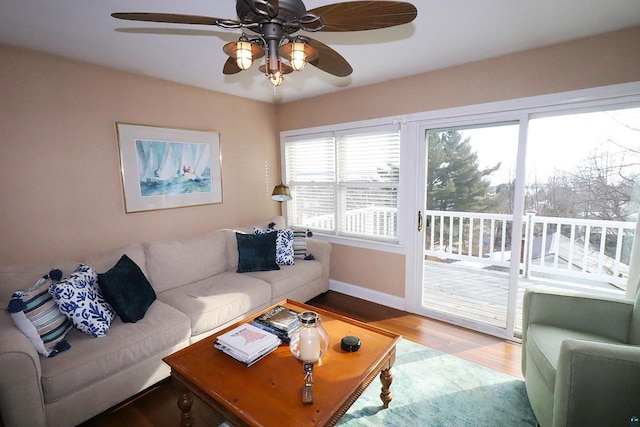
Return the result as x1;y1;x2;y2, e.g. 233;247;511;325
284;125;400;241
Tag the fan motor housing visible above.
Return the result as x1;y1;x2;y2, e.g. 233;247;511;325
237;0;307;25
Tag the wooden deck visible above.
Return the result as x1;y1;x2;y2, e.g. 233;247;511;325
422;260;625;334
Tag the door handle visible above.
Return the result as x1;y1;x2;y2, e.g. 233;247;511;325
417;211;423;232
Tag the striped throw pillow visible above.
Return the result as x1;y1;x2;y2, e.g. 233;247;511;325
293;229;313;259
8;279;72;357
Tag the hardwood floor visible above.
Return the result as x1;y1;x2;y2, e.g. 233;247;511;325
309;291;523;379
80;291;523;427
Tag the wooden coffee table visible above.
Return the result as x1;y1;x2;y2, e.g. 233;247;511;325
163;299;401;427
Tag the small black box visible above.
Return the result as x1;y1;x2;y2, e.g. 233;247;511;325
341;335;361;352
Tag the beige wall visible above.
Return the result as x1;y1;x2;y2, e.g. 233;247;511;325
0;44;280;265
277;26;640;298
2;27;640;298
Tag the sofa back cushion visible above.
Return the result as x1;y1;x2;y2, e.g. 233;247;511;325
145;230;228;293
83;244;147;278
0;245;146;310
0;260;80;308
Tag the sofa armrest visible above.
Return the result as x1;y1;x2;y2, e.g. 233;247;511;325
306;238;332;289
0;312;46;427
523;286;633;343
554;339;640;426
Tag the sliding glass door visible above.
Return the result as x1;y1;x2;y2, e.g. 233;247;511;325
412;105;640;339
522;108;640;298
419;122;523;337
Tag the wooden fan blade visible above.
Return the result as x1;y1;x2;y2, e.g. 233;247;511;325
223;57;242;75
307;38;353;77
307;1;417;32
111;13;239;27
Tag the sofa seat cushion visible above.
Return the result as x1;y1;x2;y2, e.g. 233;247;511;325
145;230;229;293
40;300;190;403
526;323;624;392
244;260;322;301
157;271;271;337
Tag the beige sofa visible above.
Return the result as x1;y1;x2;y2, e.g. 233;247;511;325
0;217;330;427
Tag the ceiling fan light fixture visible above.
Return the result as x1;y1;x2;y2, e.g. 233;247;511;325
235;41;254;70
223;36;264;71
289;42;307;71
112;0;419;88
259;60;292;87
264;55;284;86
269;70;284;86
279;40;319;72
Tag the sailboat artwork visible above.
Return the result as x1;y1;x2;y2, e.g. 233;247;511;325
116;123;222;213
135;139;212;197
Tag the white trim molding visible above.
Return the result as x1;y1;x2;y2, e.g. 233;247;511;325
329;279;406;311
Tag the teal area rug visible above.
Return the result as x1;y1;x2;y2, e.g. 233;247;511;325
338;339;537;426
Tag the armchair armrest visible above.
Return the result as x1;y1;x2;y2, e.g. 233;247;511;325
554;339;640;426
523;286;633;343
0;312;46;427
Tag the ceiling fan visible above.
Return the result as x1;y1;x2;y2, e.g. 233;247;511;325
112;0;417;87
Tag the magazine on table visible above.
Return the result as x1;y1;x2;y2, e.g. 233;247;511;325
214;340;281;366
252;320;294;343
215;323;281;362
253;305;300;333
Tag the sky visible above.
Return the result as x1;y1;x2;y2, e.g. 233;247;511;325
459;106;640;187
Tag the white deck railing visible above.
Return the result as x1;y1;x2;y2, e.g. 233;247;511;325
302;208;635;289
425;210;635;289
302;207;398;238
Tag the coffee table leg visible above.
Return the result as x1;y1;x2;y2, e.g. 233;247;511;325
178;391;194;427
379;368;393;408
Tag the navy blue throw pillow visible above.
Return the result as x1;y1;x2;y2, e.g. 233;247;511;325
98;254;156;323
236;232;280;273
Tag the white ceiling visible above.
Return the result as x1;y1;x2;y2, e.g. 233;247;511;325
1;0;639;104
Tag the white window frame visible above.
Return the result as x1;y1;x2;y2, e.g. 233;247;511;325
281;119;409;254
280;82;640;256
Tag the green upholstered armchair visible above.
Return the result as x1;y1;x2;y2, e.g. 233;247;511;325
521;286;640;427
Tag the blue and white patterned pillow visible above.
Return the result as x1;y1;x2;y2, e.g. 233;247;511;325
49;264;116;338
254;227;295;266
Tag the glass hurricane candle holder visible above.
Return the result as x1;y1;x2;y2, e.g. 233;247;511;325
289;311;330;363
288;311;330;405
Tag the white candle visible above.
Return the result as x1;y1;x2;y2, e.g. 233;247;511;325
298;326;321;361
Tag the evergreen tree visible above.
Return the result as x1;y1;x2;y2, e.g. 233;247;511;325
427;130;500;212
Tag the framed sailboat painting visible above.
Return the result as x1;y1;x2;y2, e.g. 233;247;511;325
116;123;223;213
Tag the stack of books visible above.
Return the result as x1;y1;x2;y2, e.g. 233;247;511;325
214;323;281;367
252;305;300;343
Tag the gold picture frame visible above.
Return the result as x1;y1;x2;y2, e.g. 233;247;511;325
116;123;223;213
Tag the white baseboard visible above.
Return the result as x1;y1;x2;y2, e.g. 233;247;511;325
328;280;406;311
